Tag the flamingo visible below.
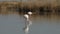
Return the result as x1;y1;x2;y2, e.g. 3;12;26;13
23;11;32;34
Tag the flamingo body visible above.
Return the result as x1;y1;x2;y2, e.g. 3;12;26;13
23;11;32;34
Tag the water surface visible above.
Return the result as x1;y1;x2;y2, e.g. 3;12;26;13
0;14;60;34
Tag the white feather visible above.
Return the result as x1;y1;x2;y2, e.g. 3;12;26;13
24;14;29;19
28;12;32;15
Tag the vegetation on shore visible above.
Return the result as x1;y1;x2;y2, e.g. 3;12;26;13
0;1;60;15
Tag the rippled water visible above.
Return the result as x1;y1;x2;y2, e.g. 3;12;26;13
0;14;60;34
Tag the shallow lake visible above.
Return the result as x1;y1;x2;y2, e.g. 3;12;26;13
0;14;60;34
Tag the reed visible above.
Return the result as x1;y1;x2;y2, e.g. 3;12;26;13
0;0;59;15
